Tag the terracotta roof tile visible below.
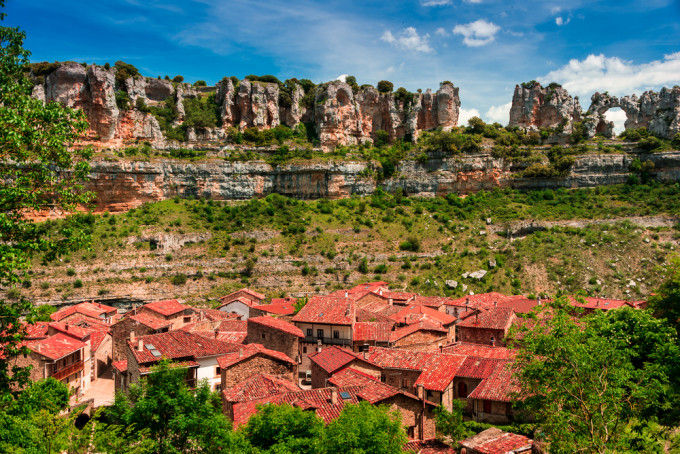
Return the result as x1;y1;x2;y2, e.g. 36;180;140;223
291;296;354;325
216;343;296;369
412;295;456;309
353;321;394;343
112;360;127;373
25;333;86;361
51;301;117;322
309;345;364;374
403;439;456;453
223;373;300;402
328;367;433;405
197;308;240;321
129;330;239;365
363;347;436;371
48;321;91;340
441;343;516;360
128;312;173;330
252;298;297;315
414;354;466;392
457;308;516;331
389;305;456;326
139;360;199;375
467;362;521;403
248;316;303;337
456;357;506;380
389;321;448;343
23;321;49;339
219;288;266;305
459;428;533;454
142;299;189;317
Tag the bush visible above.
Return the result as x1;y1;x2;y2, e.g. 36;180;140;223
135;97;151;113
377;80;394;93
66;268;76;276
114;61;140;87
672;133;680;150
245;74;281;85
183;94;219;130
115;90;130;110
399;236;421;252
171;273;187;285
73;279;83;288
172;75;184;83
193;80;207;87
358;258;369;274
374;130;390;147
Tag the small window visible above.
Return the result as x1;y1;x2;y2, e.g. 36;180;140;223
215;366;221;376
303;346;307;353
402;379;408;388
483;400;492;413
316;329;323;339
261;332;266;339
183;316;191;323
306;328;313;337
333;330;340;339
458;382;468;398
407;426;415;438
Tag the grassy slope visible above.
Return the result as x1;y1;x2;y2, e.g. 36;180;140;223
16;183;680;305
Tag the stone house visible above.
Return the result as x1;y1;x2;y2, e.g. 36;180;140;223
218;288;266;319
245;316;303;363
250;297;297;319
111;312;172;361
466;361;521;424
308;345;381;388
389;304;457;342
389;321;449;350
218;343;297;391
50;301;119;324
291;296;355;373
136;299;196;330
455;307;516;346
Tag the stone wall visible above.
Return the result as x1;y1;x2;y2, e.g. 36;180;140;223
456;327;507;346
245;322;299;362
220;355;296;389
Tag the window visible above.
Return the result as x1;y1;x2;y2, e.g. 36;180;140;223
333;330;340;339
483;400;492;413
303;346;307;353
427;390;432;398
261;332;266;339
316;329;323;339
407;426;415;438
214;384;221;392
458;382;468;398
215;366;221;376
306;328;313;337
402;378;409;388
183;316;191;323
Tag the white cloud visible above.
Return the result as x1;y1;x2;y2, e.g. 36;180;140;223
465;0;483;3
381;27;433;53
485;102;512;125
435;27;449;37
459;107;481;126
539;52;680;98
453;19;500;47
421;0;451;5
555;16;570;26
604;108;627;134
336;74;348;82
550;6;562;14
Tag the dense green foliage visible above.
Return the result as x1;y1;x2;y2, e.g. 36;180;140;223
649;256;680;336
114;60;140;87
182;94;219;130
513;300;680;453
377;80;394;93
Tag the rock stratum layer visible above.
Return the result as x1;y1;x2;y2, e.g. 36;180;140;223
31;62;460;149
509;81;680;139
86;151;680;211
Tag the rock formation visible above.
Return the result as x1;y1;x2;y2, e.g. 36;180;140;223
508;81;582;133
31;62;461;149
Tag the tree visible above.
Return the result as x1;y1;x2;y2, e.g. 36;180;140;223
242;403;324;453
513;299;680;453
434;401;471;442
324;402;407;454
0;2;92;396
648;255;680;335
172;75;184;83
99;360;245;453
377;80;393;93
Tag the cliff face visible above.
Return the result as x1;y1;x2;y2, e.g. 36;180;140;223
32;63;461;150
509;81;680;139
508;82;582;133
85;151;680;210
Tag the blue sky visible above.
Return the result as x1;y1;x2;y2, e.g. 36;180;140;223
6;0;680;126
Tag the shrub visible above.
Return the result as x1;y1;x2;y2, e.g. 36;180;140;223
358;258;369;274
114;61;140;87
399;237;421;252
73;279;83;288
115;90;130;110
373;264;388;274
172;75;184;83
671;133;680;149
245;74;281;85
66;268;76;276
171;273;187;285
393;87;414;107
374;130;390;147
377;80;394;93
135;97;151;113
193;80;207;87
183;94;219;130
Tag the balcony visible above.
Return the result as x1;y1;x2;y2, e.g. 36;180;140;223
303;336;352;346
50;361;84;381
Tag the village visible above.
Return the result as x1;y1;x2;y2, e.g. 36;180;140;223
13;282;646;453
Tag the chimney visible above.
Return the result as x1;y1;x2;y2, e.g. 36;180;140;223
344;291;348;298
130;331;136;342
438;344;443;353
537;296;541;306
137;339;143;352
465;297;469;307
378;288;383;296
493;301;497;308
330;388;338;405
475;312;479;324
388;298;393;306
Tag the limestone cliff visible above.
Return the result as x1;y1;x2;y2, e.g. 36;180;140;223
508;81;582;133
85;151;680;211
32;63;461;150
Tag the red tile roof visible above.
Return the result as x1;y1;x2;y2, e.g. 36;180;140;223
248;316;304;337
363;347;436;371
389;305;456;326
198;308;240;321
216;343;296;369
567;296;643;311
389;321;448;343
48;321;91;340
129;330;240;365
128;312;173;330
412;295;456;309
252;298;297;315
223;373;300;402
309;346;365;374
467;362;521;403
291;296;354;325
25;333;86;361
328;367;434;405
353;322;393;343
219;288;266;305
414;354;466;392
139;360;199;375
456;357;507;380
403;439;456;453
112;360;128;373
23;321;49;339
51;301;117;322
232;386;362;427
441;342;516;360
142;299;189;317
355;308;395;324
457;308;516;331
459;428;533;454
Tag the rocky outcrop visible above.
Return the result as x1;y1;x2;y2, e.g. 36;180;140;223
585;87;680;139
32;63;460;149
509;82;582;133
85;151;680;210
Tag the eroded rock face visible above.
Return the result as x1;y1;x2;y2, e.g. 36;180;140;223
35;63;461;149
509;82;582;133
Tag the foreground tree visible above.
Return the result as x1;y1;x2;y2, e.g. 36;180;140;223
433;401;471;443
648;255;680;336
514;299;680;453
324;402;407;454
100;361;246;453
0;1;91;395
242;403;324;453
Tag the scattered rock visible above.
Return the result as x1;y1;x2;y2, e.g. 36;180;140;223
463;270;487;280
488;259;497;268
445;280;458;289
